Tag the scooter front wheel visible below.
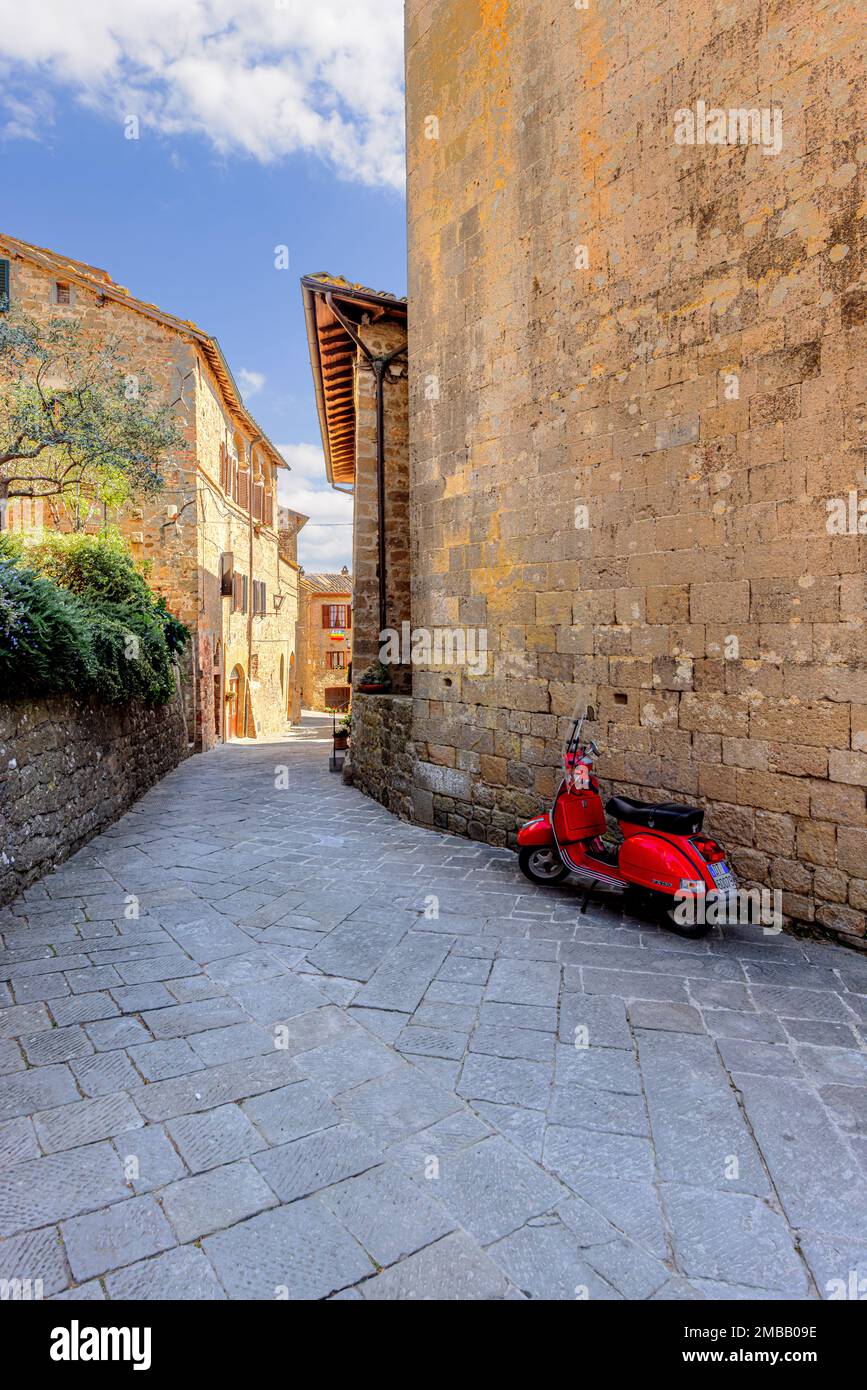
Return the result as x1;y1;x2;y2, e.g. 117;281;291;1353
518;846;570;886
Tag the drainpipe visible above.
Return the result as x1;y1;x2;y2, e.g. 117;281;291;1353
244;433;262;738
325;293;406;636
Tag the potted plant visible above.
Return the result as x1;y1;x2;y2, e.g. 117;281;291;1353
333;715;351;751
356;660;392;694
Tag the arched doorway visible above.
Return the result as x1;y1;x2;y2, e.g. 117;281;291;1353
227;665;244;740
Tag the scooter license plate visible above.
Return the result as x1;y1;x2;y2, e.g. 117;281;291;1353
710;861;736;891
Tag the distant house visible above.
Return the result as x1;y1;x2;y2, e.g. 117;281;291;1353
299;570;352;711
0;231;304;749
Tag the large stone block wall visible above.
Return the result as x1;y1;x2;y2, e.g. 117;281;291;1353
0;688;189;907
403;1;867;943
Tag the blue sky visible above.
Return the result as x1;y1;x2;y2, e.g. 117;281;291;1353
0;0;406;571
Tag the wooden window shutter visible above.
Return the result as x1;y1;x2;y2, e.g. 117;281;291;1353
221;552;234;597
346;605;352;630
322;605;330;628
242;575;248;613
0;259;9;312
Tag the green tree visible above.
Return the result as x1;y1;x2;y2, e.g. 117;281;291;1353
0;310;187;525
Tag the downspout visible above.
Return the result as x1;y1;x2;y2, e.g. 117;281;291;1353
325;293;406;636
244;433;262;738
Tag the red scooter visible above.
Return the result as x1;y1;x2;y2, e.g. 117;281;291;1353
516;712;737;937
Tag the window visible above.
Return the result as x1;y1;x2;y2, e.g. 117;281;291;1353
252;580;267;616
322;603;350;629
251;480;273;525
54;281;72;306
232;573;248;614
326;651;346;669
0;258;9;312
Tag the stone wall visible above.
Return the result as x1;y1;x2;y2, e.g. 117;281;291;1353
0;687;189;907
402;1;866;944
348;693;416;821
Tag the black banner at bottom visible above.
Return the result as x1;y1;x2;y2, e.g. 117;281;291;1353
8;1296;860;1375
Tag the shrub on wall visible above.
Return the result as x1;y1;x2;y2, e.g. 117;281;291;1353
0;532;189;704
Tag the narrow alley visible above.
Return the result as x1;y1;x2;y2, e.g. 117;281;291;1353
1;721;865;1300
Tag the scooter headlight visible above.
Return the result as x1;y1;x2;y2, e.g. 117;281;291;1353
679;879;705;894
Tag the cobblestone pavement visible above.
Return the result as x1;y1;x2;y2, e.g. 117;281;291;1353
1;715;866;1301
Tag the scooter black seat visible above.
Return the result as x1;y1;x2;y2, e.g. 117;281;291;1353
606;796;704;835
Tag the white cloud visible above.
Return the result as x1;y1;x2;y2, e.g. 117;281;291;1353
0;0;406;189
0;89;55;142
238;368;266;398
278;441;329;481
277;440;353;571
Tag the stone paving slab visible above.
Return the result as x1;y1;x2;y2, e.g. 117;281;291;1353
0;717;865;1299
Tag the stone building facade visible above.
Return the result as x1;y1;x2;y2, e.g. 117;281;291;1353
0;233;302;750
298;572;353;711
337;4;865;946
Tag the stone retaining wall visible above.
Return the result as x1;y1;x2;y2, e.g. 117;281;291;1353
347;693;417;822
0;683;189;906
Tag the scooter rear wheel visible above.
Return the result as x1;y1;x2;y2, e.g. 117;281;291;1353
518;846;570;885
624;887;712;938
654;892;712;938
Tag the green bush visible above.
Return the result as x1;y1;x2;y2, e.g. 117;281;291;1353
0;558;97;695
0;532;189;705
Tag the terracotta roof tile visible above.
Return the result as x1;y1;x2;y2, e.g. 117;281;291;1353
301;572;353;594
